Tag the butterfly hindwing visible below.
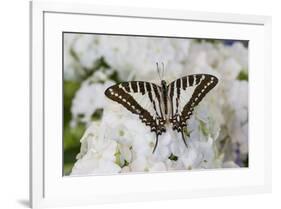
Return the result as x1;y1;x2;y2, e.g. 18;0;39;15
168;74;218;132
105;81;166;136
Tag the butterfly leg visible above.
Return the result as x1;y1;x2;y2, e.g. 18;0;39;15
152;134;159;153
181;131;188;148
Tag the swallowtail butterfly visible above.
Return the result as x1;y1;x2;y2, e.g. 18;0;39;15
105;64;218;153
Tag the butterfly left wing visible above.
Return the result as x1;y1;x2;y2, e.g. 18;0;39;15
167;74;218;146
105;81;166;153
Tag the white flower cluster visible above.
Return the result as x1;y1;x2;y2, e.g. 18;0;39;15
65;34;248;175
70;70;115;128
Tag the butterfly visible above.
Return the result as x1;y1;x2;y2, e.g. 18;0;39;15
105;65;218;153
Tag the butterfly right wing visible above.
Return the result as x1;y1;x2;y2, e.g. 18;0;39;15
167;74;219;146
105;81;166;137
168;74;218;131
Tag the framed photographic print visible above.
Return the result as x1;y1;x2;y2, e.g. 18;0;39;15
30;1;272;208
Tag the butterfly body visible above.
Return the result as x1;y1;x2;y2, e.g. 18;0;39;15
160;80;169;116
105;74;218;153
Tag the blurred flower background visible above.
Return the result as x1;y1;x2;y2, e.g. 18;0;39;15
63;33;248;176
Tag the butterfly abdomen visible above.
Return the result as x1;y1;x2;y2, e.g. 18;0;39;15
161;80;168;115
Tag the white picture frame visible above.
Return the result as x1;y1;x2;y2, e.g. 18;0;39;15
30;1;272;208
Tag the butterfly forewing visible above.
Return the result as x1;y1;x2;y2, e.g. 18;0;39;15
168;74;218;132
105;81;166;135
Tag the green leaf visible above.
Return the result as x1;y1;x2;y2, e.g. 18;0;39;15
63;80;85;175
183;127;191;138
115;149;122;166
91;108;103;121
123;160;129;167
63;123;86;175
194;39;221;45
168;153;178;161
83;57;111;80
199;120;209;137
237;69;248;81
108;70;122;83
70;48;80;62
64;163;75;176
119;130;125;136
63;123;85;149
63;80;80;127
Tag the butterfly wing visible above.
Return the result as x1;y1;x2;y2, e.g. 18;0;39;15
167;74;218;144
105;81;167;138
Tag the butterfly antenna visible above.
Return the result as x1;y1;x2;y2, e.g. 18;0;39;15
161;62;165;79
156;62;161;81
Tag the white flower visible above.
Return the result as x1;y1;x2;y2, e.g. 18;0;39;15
70;77;115;127
218;57;242;81
72;35;102;69
65;35;249;174
228;80;248;111
220;42;248;70
64;34;80;80
226;80;248;156
71;121;121;175
222;161;239;168
71;96;226;175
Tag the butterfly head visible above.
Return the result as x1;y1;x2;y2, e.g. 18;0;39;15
161;80;167;89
